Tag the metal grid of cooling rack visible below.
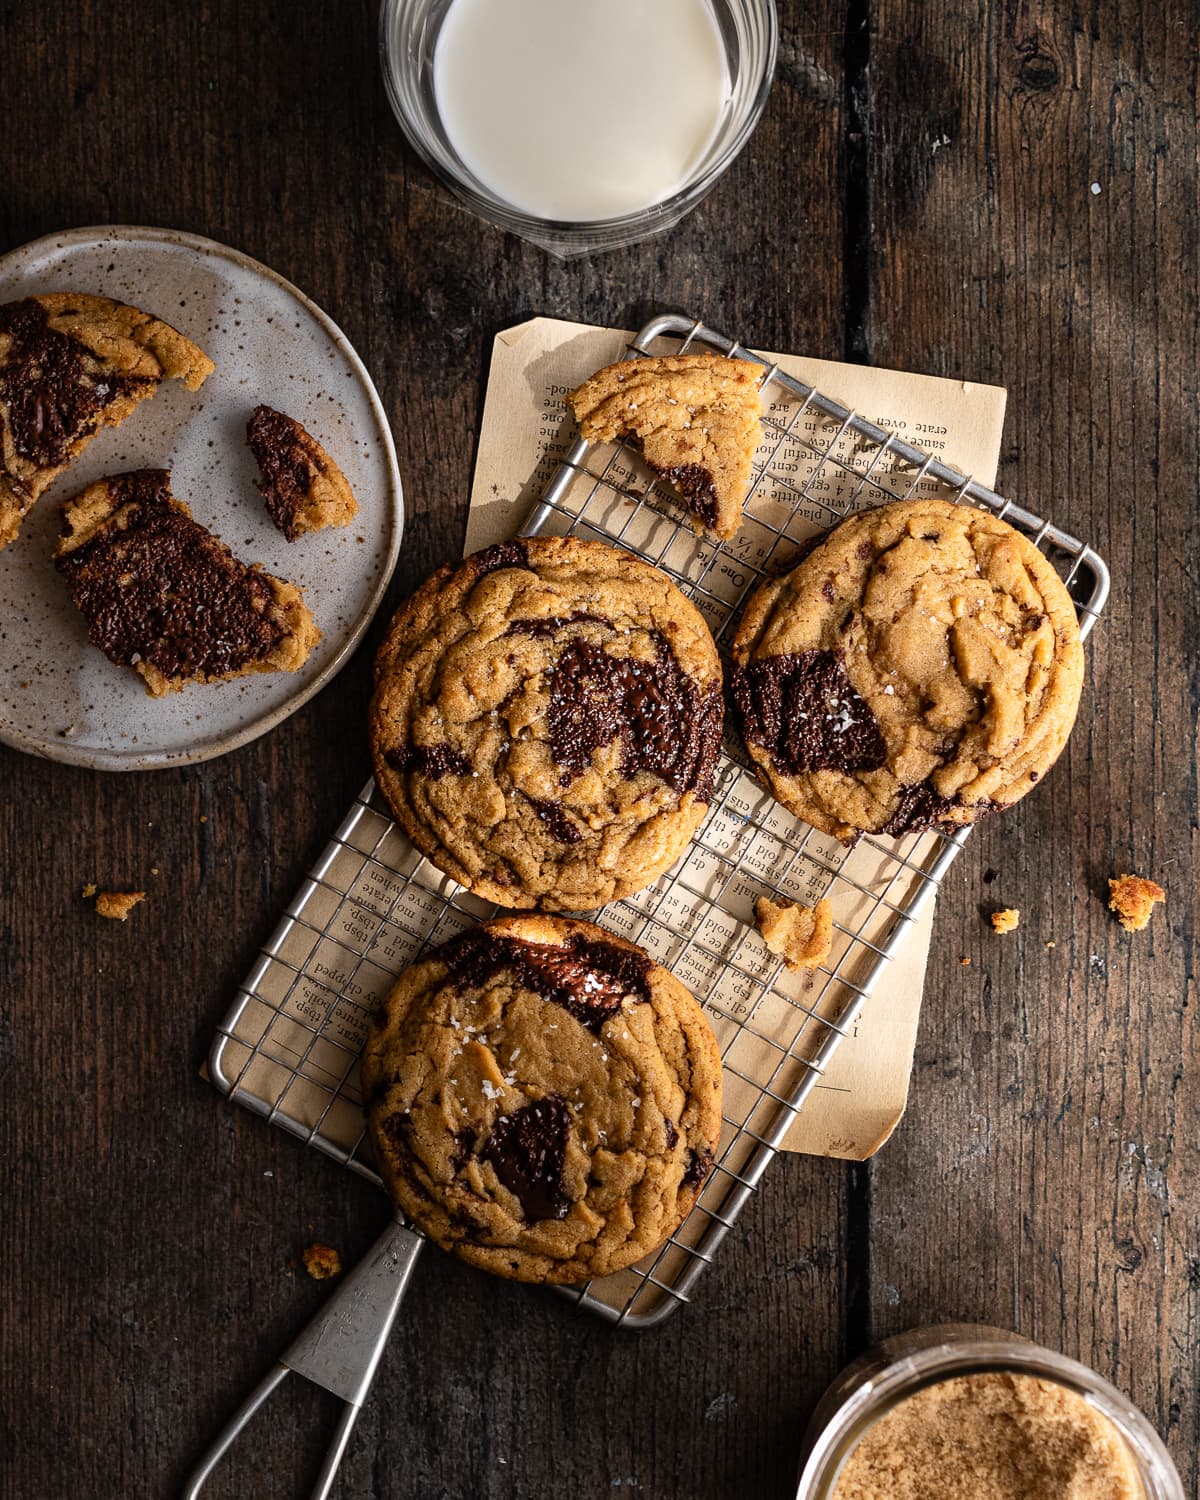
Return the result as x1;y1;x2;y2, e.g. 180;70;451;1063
209;314;1109;1329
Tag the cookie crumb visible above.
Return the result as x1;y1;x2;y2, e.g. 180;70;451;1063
755;895;833;970
960;955;972;966
302;1242;342;1280
1108;874;1165;932
81;882;97;898
95;890;145;921
1045;939;1056;950
990;908;1020;934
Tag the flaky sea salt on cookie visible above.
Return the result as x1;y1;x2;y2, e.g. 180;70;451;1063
55;469;320;696
363;914;723;1284
568;352;764;540
732;497;1085;841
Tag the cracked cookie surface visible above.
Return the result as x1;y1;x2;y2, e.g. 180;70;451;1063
362;914;723;1284
0;293;213;550
369;536;723;910
568;352;764;540
732;497;1085;840
55;469;320;696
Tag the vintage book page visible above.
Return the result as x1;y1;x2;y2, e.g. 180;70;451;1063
466;317;1007;1158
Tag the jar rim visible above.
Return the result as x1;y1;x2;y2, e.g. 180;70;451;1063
797;1335;1183;1500
378;0;779;251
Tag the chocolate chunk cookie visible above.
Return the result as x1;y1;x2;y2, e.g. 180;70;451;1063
568;352;764;540
363;914;724;1284
369;536;723;910
55;470;320;696
0;293;213;550
247;404;358;541
731;497;1085;840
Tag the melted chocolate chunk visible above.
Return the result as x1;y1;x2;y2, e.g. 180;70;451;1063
732;650;887;776
504;611;607;640
55;470;288;680
0;297;143;468
482;1096;572;1221
443;928;652;1032
650;461;719;529
877;779;974;837
526;795;582;845
247;404;322;541
473;539;529;578
385;743;471;779
682;1146;714;1189
379;1111;412;1151
664;1118;679;1150
450;1128;475;1172
547;635;720;800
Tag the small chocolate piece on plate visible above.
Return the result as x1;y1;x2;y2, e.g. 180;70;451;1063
247;404;358;542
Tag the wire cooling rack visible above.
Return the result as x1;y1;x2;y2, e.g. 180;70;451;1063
208;314;1109;1329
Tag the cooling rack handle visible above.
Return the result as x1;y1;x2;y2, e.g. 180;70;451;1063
181;1214;423;1500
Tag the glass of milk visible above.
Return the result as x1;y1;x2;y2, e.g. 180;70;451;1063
380;0;778;256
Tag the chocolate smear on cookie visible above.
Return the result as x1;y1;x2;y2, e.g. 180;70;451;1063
682;1146;714;1189
548;635;721;799
0;298;143;469
385;743;471;779
473;539;529;577
247;404;320;540
482;1096;572;1221
732;649;887;776
525;795;583;844
55;469;288;679
504;611;608;640
444;929;652;1031
878;779;991;838
650;461;720;530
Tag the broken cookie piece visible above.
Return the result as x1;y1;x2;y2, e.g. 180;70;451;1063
302;1242;342;1280
755;895;834;970
0;293;213;550
568;352;763;540
1108;873;1165;932
990;908;1020;934
54;469;320;696
94;890;145;921
247;404;358;542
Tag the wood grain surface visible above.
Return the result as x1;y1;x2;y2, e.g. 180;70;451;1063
1;3;1195;1497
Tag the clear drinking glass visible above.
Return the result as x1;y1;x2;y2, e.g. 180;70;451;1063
378;0;778;257
795;1325;1183;1500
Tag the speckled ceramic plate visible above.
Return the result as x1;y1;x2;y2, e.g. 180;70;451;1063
0;225;403;770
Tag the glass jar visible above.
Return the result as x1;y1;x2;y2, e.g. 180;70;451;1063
378;0;778;257
796;1325;1183;1500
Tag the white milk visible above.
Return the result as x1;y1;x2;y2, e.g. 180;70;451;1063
433;0;731;222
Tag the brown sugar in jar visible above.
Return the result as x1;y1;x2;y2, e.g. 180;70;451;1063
830;1371;1144;1500
796;1328;1182;1500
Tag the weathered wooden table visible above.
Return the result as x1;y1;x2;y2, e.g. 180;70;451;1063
2;4;1196;1496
